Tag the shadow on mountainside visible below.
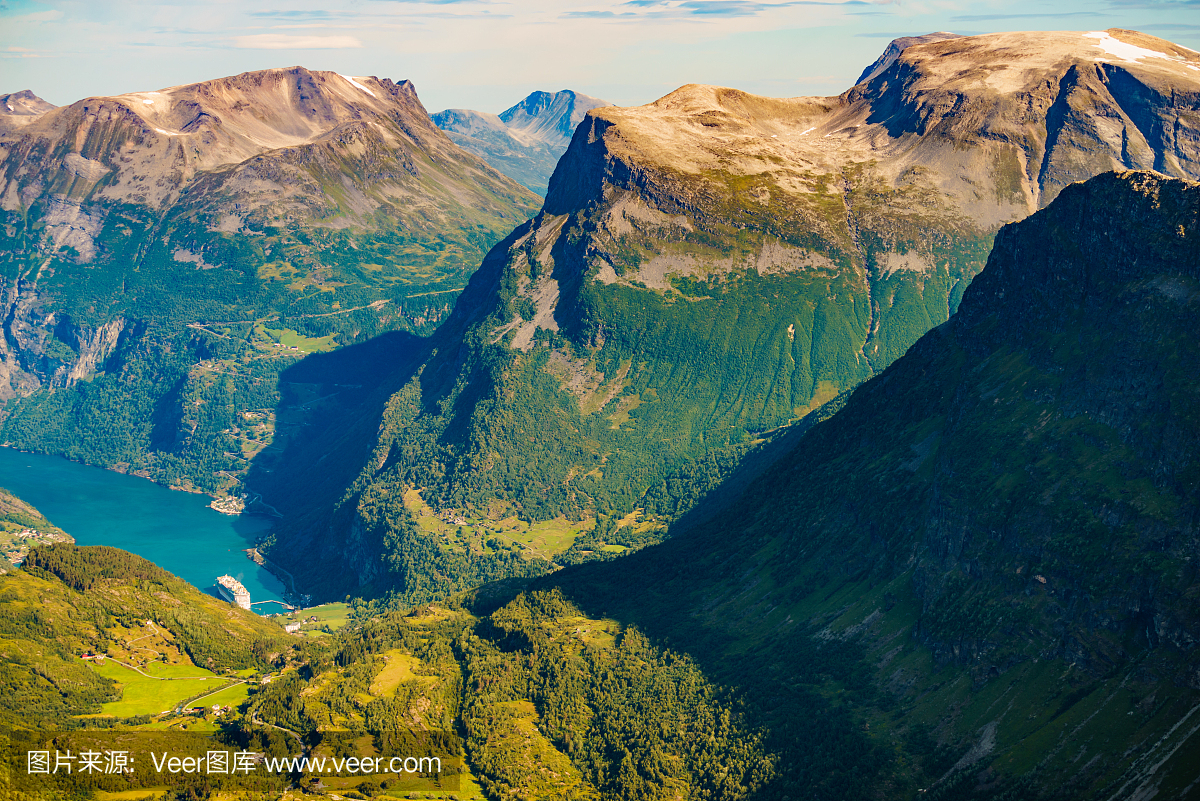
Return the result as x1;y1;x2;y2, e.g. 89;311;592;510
461;172;1200;800
245;329;433;540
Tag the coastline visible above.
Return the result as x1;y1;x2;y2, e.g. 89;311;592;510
0;444;308;612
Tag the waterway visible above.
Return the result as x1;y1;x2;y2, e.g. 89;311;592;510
0;448;290;615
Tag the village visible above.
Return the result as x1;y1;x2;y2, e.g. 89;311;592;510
1;527;72;567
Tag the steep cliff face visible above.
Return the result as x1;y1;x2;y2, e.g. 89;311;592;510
0;67;539;491
516;171;1200;800
854;32;964;85
262;30;1200;598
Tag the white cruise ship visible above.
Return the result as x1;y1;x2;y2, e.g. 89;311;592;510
216;574;251;609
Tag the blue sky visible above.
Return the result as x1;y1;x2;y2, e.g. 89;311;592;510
1;0;1198;114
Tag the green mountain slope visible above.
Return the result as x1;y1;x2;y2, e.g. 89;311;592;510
0;67;539;494
258;30;1200;600
1;542;291;729
474;171;1200;799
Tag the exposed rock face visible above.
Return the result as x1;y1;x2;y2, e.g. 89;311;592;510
261;30;1200;598
499;90;610;148
433;90;610;195
1;68;534;226
854;32;964;85
0;90;56;131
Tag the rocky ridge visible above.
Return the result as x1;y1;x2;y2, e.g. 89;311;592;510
0;90;56;130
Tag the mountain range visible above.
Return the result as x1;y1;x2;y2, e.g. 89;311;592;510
433;89;611;195
2;24;1200;801
15;168;1191;801
253;29;1200;602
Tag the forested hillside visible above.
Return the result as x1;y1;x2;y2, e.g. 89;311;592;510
0;485;71;569
470;171;1200;799
1;543;290;728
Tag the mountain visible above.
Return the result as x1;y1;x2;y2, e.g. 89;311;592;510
466;170;1200;799
0;89;56;130
255;30;1200;601
433;90;610;195
0;67;540;494
499;90;610;146
11;161;1200;801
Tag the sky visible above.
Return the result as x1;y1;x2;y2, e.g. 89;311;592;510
1;0;1198;114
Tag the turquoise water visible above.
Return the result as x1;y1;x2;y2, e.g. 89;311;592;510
0;447;290;615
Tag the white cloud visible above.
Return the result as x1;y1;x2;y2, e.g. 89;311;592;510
233;33;363;49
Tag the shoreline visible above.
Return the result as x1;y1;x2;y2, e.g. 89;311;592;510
0;444;309;614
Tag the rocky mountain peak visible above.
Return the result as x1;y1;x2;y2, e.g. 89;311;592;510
546;29;1200;225
0;66;507;216
0;90;57;130
498;89;610;147
854;31;964;85
0;89;56;116
433;89;611;195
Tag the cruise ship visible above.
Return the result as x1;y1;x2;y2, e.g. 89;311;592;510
216;575;251;609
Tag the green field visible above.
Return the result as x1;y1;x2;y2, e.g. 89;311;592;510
282;601;353;637
185;681;251;711
302;602;352;624
403;488;593;560
89;660;223;717
259;325;339;354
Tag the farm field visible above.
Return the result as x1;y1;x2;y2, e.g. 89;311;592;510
280;601;353;637
402;488;593;560
185;681;251;711
258;325;339;355
88;660;224;717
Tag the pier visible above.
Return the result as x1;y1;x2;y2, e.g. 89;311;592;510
249;599;295;611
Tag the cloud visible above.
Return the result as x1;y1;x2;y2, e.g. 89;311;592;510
1;8;62;22
2;45;46;57
1107;0;1199;6
233;34;363;49
562;9;633;16
247;10;346;20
